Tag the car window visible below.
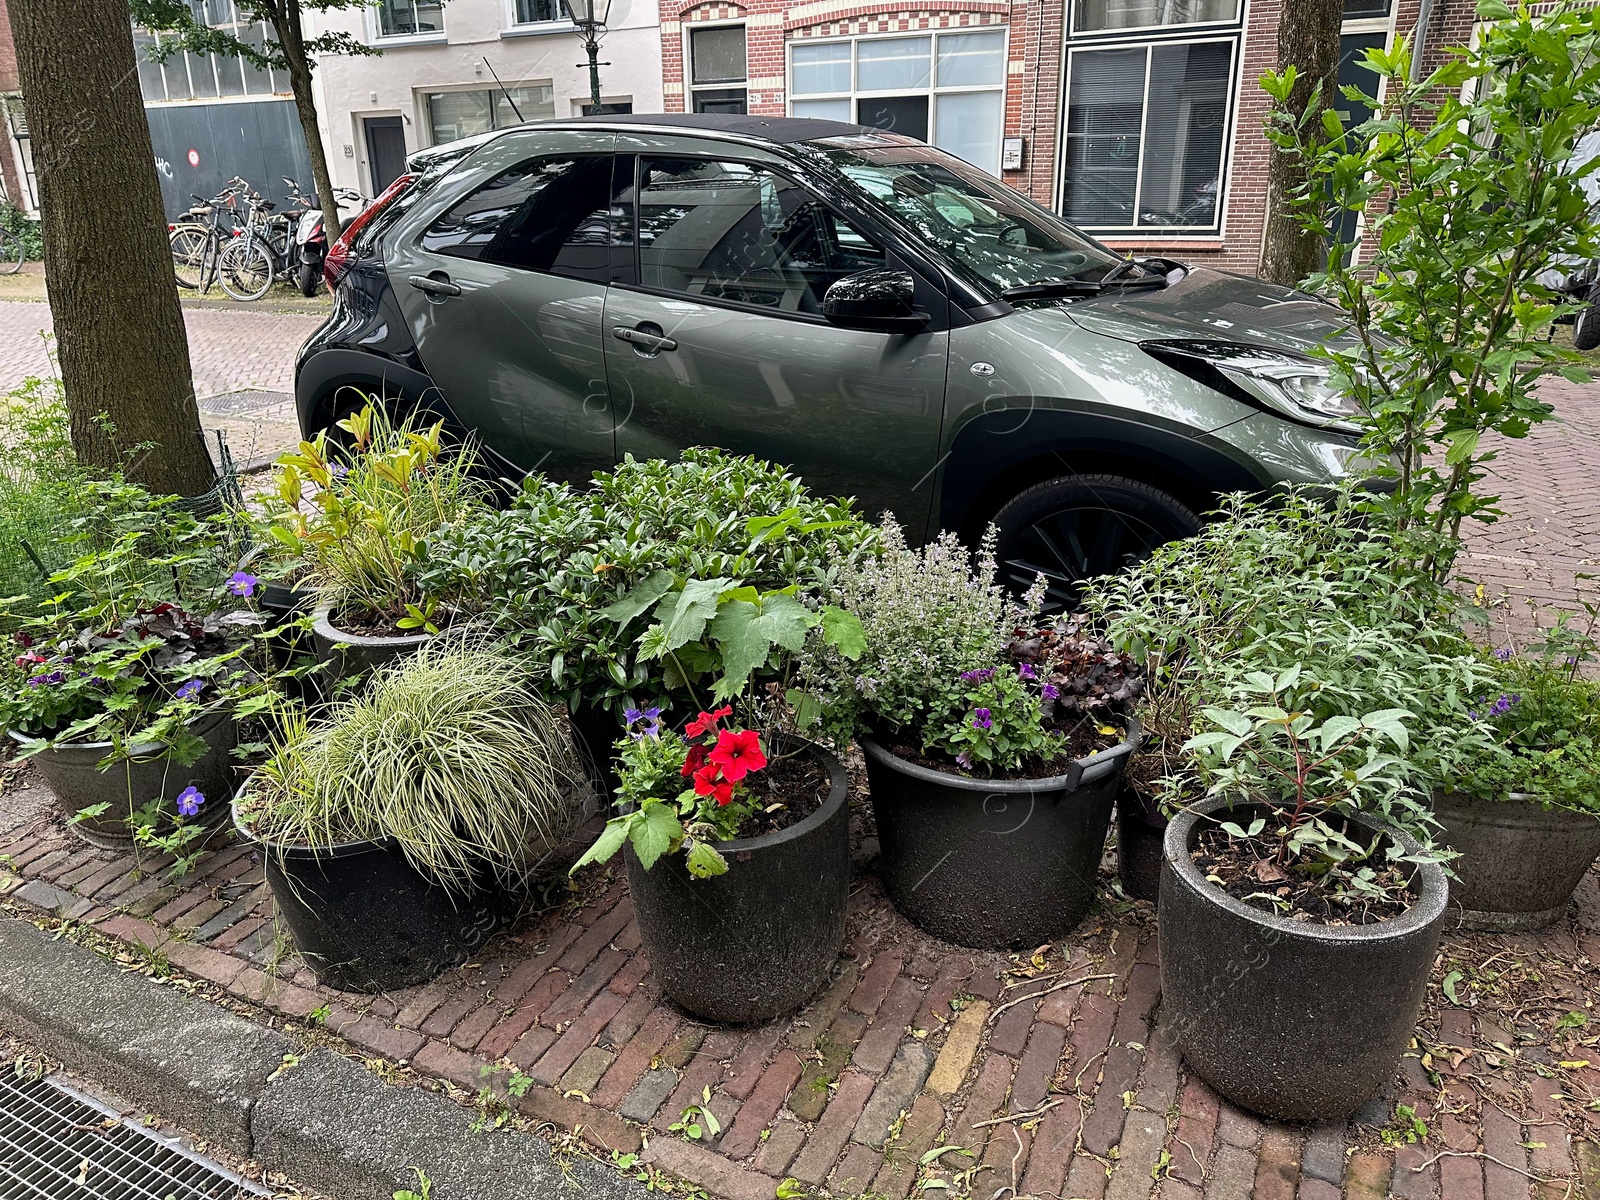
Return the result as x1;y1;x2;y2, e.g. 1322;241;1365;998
632;158;886;315
420;155;612;281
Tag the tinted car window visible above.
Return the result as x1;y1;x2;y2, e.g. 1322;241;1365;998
633;157;885;314
420;155;612;280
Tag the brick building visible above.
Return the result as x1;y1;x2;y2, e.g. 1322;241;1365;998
655;0;1465;273
0;0;33;214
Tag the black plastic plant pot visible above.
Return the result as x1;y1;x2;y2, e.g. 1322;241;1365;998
232;790;497;993
1116;783;1166;903
625;736;850;1024
9;711;237;849
260;582;314;674
311;604;429;687
1159;796;1448;1121
860;720;1139;950
568;698;625;799
1433;791;1600;931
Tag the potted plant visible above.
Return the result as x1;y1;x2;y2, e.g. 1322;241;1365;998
1432;632;1600;930
570;569;864;1023
2;483;264;855
1163;670;1448;1121
809;523;1141;949
1116;682;1196;902
234;639;591;992
260;403;487;684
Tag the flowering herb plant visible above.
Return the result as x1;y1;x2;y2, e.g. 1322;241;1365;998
570;706;771;880
929;665;1061;773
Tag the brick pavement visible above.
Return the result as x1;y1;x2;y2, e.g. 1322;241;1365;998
2;776;1598;1200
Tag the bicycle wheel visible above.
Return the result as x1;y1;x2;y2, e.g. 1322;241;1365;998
169;225;209;289
0;227;23;275
217;236;274;302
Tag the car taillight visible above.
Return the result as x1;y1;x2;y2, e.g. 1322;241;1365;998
324;173;416;293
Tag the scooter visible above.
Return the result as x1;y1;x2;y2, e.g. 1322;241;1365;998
285;179;365;297
1544;130;1600;350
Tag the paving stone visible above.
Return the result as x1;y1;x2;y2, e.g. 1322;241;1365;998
1215;1099;1265;1150
1105;1109;1165;1200
848;946;906;1015
1064;1152;1110;1200
340;1016;425;1063
787;1068;876;1184
507;1026;557;1072
593;1007;678;1109
720;1049;804;1161
531;989;627;1085
787;958;860;1051
988;996;1036;1057
915;959;974;1030
1081;1044;1142;1156
1012;1020;1069;1112
753;1116;807;1177
1482;1104;1531;1200
925;998;990;1097
652;1051;729;1135
512;1084;642;1155
790;1012;864;1122
1067;989;1118;1091
944;1054;1012;1168
559;1046;615;1097
830;1141;886;1195
851;974;925;1074
541;947;627;1027
1298;1120;1347;1185
722;1022;786;1100
1345;1151;1393;1200
872;1090;946;1199
599;986;661;1051
606;954;651;997
449;1002;503;1052
1392;1142;1439;1200
641;1137;779;1200
1206;1141;1259;1200
556;898;635;973
420;992;481;1039
412;1039;488;1092
1019;1100;1083;1199
853;1040;935;1148
660;1025;707;1070
15;878;76;915
621;1066;680;1123
1252;1127;1301;1200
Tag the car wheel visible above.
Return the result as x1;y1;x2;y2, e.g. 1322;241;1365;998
1576;296;1600;351
990;475;1203;610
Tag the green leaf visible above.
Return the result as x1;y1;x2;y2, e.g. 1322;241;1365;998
685;841;730;878
1444;428;1481;466
1202;707;1252;736
1442;970;1466;1006
598;570;675;628
820;606;866;660
1317;715;1362;747
651;576;734;654
706;591;817;700
629;800;683;871
569;817;630;875
786;687;822;730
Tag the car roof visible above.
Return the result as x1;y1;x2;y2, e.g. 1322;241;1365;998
569;113;873;144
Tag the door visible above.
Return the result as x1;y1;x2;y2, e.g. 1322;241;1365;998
386;132;617;481
603;152;948;527
364;117;408;195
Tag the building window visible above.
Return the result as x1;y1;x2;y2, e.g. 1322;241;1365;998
690;25;748;114
1072;0;1238;35
427;85;556;144
1060;38;1233;232
513;0;570;24
377;0;444;38
788;30;1007;175
133;1;286;103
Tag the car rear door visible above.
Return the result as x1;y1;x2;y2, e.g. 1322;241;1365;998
601;134;949;528
387;129;617;482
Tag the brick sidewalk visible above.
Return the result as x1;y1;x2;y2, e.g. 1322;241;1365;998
1;779;1597;1200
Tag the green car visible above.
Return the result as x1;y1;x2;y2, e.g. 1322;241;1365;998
297;114;1367;605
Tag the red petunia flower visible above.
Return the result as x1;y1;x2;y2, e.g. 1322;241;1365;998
692;762;734;805
681;743;709;778
685;705;734;739
709;729;767;783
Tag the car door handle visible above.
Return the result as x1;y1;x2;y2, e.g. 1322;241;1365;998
612;326;678;353
408;274;462;297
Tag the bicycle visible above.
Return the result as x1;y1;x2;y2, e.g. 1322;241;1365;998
170;178;248;293
214;184;303;302
0;224;23;275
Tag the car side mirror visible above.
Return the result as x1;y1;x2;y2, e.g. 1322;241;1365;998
821;268;928;333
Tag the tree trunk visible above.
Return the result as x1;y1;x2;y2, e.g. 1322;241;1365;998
277;1;343;242
9;0;215;496
1258;0;1343;287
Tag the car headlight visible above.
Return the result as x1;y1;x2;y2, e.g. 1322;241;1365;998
1140;340;1365;433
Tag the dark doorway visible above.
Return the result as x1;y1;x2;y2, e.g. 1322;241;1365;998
364;116;407;195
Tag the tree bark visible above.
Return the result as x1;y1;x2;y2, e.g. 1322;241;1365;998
1258;0;1343;287
10;0;215;495
275;0;343;242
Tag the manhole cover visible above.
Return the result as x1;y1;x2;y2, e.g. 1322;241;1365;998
0;1071;269;1199
198;390;295;418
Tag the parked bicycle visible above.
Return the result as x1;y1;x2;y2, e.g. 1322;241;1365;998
169;179;249;295
212;180;312;302
0;223;26;274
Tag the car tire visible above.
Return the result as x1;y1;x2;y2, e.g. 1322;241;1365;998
990;474;1204;610
1575;295;1600;351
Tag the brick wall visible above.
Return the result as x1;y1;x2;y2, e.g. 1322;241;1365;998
0;0;24;211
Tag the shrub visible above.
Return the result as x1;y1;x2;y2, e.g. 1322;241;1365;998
240;639;589;893
0;204;42;261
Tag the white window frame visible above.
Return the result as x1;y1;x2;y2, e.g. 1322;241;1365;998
1056;31;1240;235
685;20;750;112
501;0;575;36
368;0;447;46
1066;0;1242;41
785;28;1009;170
422;82;556;146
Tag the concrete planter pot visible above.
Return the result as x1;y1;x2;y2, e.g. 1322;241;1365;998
1433;791;1600;931
625;736;849;1024
861;720;1139;949
311;604;429;686
232;787;497;993
1159;796;1448;1121
10;711;237;849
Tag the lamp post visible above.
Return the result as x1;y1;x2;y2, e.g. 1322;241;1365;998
568;0;612;115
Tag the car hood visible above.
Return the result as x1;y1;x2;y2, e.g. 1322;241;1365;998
1062;266;1356;357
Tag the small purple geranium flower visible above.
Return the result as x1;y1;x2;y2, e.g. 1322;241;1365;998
175;678;204;701
972;707;993;730
960;668;995;684
1042;683;1060;700
1493;647;1514;661
1018;662;1037;681
175;786;205;818
227;571;258;599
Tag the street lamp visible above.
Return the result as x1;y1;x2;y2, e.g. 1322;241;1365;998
568;0;612;115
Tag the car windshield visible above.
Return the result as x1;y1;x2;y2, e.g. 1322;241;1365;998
812;139;1121;298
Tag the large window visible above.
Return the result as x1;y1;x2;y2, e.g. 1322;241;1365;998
789;31;1007;175
1072;0;1237;34
1060;39;1233;232
377;0;444;38
514;0;570;22
690;26;749;114
427;85;556;144
134;1;285;102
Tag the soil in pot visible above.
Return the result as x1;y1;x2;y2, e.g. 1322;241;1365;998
862;720;1137;950
1433;791;1600;931
233;794;497;992
625;736;849;1024
12;712;237;850
1159;797;1447;1121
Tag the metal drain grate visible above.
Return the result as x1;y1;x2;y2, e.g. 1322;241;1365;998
0;1072;269;1199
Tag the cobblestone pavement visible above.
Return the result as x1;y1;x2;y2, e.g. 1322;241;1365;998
2;785;1598;1200
0;299;322;467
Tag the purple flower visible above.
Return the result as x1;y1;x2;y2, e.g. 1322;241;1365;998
175;786;204;818
227;571;258;598
955;750;973;768
960;668;995;684
625;705;663;740
624;707;642;724
26;669;64;688
330;463;350;479
1018;662;1037;681
175;679;204;701
972;707;993;731
1042;683;1060;700
1488;693;1521;717
1493;647;1514;661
